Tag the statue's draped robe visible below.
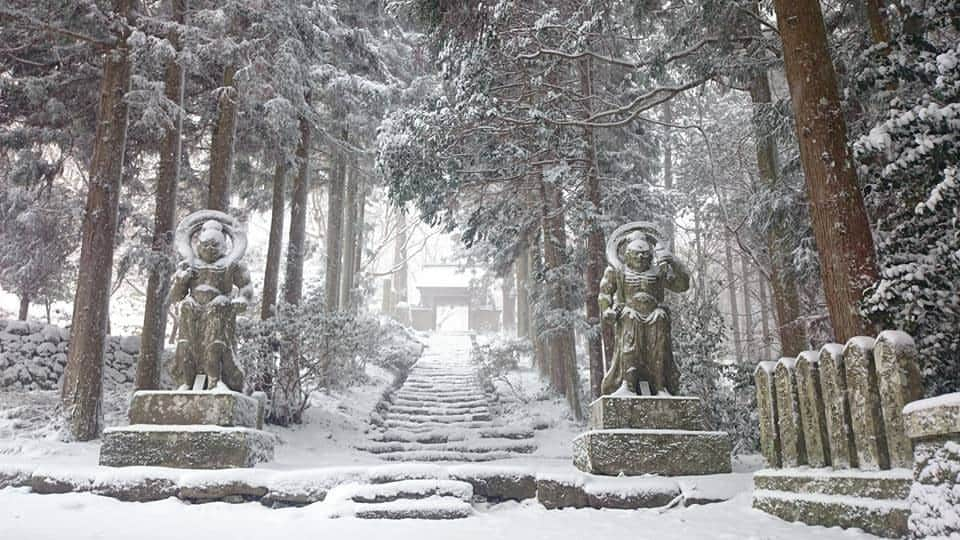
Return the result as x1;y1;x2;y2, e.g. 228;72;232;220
599;260;689;396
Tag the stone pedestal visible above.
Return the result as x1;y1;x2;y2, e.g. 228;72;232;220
573;395;731;476
100;390;274;469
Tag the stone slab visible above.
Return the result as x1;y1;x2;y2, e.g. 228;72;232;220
99;425;275;469
588;395;705;430
752;468;912;500
129;390;260;428
753;489;909;538
819;344;857;468
874;331;922;468
572;429;731;476
843;336;890;470
796;352;831;467
774;358;806;467
754;361;781;468
903;393;960;440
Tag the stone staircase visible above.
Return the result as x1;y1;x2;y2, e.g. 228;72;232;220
362;336;536;462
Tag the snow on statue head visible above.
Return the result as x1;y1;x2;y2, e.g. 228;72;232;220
170;210;253;392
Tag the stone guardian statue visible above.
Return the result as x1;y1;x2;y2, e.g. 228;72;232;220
599;222;690;396
170;210;253;391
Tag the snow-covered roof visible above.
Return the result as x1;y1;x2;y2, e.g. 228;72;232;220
414;265;484;290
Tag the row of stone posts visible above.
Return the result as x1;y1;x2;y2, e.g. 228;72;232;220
754;330;923;471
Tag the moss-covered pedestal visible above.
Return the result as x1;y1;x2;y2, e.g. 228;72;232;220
99;390;274;469
573;395;731;476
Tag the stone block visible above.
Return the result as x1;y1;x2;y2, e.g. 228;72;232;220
128;390;260;428
754;361;781;468
536;477;589;509
753;488;909;538
903;393;960;440
449;470;536;501
99;425;275;469
572;429;731;476
795;351;831;467
874;331;923;468
819;343;857;468
843;336;890;470
587;394;705;430
92;473;178;502
774;358;806;467
753;468;912;500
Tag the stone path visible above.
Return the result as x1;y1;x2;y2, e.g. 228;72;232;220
361;334;536;463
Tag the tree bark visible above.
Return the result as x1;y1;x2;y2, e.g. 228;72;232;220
740;250;755;362
758;265;773;361
18;294;29;321
662;102;676;252
339;162;358;311
502;263;516;332
271;115;310;426
749;70;808;356
516;246;530;338
772;0;880;342
136;0;185;390
207;64;238;211
353;177;366;294
283;117;310;307
540;179;582;419
323;131;346;312
260;157;287;320
579;57;605;400
62;0;133;441
723;234;743;363
392;209;408;303
863;0;890;44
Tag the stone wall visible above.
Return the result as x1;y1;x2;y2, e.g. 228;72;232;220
0;319;140;391
754;330;922;471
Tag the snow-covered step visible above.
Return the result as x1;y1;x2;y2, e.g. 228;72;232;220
386;405;490;416
385;420;496;431
377;450;516;462
392;398;490;409
385;412;492;424
478;426;535;440
394;392;488;402
360;439;536;455
353;496;473;519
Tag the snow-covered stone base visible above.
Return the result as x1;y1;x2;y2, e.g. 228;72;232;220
904;392;960;539
128;390;261;428
99;425;275;469
573;429;732;476
752;468;912;538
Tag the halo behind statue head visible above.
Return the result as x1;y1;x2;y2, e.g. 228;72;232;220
175;210;247;268
605;221;662;270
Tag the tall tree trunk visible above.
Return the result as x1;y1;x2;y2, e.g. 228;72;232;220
723;234;744;363
272;116;310;426
339;162;358;311
662;101;676;252
207;64;238;211
260;157;287;320
516;246;530;338
17;294;29;321
61;0;132;441
529;237;547;376
579;57;606;400
323;130;347;312
693;205;706;300
773;0;880;342
353;178;366;296
540;179;582;419
283;117;310;307
758;266;773;361
502;263;516;332
740;251;755;362
393;209;408;303
863;0;890;44
136;0;185;390
750;69;807;356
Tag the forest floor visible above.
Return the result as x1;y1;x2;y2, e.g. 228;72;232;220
0;333;878;539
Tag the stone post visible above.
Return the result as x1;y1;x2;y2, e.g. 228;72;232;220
774;357;806;467
874;331;923;469
818;343;857;468
754;361;781;468
796;351;831;467
903;393;960;539
843;336;890;470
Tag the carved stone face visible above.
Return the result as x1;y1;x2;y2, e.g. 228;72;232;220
623;235;654;271
197;220;227;264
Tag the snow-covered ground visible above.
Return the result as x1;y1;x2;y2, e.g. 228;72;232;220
0;487;876;540
0;333;879;539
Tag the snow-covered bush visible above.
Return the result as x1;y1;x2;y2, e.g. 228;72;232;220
856;0;960;395
237;295;422;423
